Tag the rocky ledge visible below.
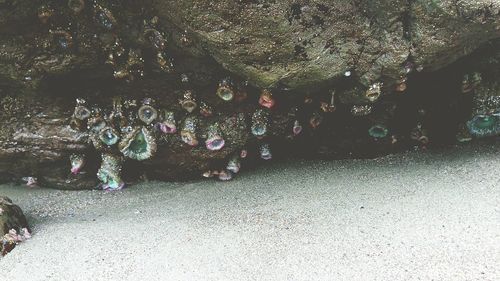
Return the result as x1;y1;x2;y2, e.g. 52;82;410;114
0;1;499;189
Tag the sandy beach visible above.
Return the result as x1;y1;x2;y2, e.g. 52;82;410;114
0;143;499;281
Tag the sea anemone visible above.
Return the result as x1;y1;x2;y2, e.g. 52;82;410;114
260;143;272;160
251;109;269;137
309;113;323;129
158;111;177;134
138;100;158;125
70;154;85;175
205;123;225;151
180;116;199;146
351;105;373;116
467;114;499;137
218;170;233;181
226;155;241;173
365;82;383;102
368;124;389;138
97;153;124;190
259;89;275;109
179;90;197;113
119;127;157;161
466;83;500;137
99;126;120;146
216;78;235;101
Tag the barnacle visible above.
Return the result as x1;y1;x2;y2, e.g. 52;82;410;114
119;127;157;161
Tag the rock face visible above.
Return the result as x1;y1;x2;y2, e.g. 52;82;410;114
0;197;29;235
0;196;30;256
153;0;500;89
0;1;499;189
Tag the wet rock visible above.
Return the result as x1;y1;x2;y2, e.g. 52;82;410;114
0;1;499;189
153;0;500;89
0;196;30;256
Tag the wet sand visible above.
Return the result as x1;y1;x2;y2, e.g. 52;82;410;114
0;143;499;281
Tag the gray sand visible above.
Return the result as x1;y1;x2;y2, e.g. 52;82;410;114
0;143;499;281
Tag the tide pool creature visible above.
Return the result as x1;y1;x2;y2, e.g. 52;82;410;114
158;111;176;134
260;143;272;160
461;72;482;94
138;98;158;125
466;82;500;137
180;116;199;146
368;125;389;139
179;90;197;113
216;78;235;101
367;103;395;139
97;153;124;190
259;89;275;109
320;91;336;113
218;170;233;181
395;77;407;92
251;109;269;138
21;177;38;187
205;123;225;151
351;104;373;116
226;155;241;174
99;126;120;146
119;127;157;160
365;82;383;102
70;98;92;130
309;112;323;129
70;154;86;175
410;124;429;145
199;102;213;117
456;123;473;143
240;149;248;158
293;120;302;136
